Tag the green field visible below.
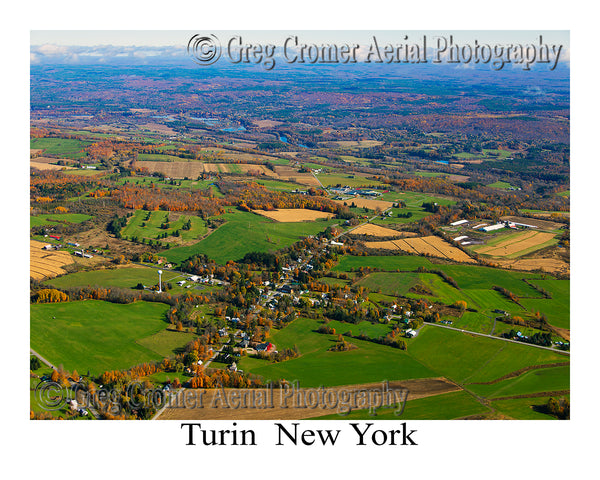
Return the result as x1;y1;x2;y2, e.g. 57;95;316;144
316;390;490;420
136;329;197;358
487;181;515;189
31;137;91;159
44;265;202;295
238;317;436;387
30;213;93;228
332;255;434;272
491;396;568;420
163;210;338;264
30;300;172;374
120;209;207;244
467;365;570;398
317;173;385;187
409;326;567;385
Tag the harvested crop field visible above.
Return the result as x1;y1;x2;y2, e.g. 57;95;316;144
273;165;320;186
157;377;460;420
494;258;570;275
351;223;406;237
30;240;74;280
137;161;276;179
333;198;394;210
30;161;74;171
477;231;556;257
253;208;335;222
365;235;476;263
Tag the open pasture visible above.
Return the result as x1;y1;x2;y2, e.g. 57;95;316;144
30;300;171;374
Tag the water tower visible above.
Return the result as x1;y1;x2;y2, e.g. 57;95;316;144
157;270;162;293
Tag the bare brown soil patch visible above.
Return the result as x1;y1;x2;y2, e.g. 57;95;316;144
157;377;460;420
252;119;283;128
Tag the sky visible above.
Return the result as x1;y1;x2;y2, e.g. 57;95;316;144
31;30;569;47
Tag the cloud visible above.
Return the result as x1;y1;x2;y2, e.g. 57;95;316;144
30;44;188;65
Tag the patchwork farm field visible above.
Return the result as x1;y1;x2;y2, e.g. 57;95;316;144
30;300;171;374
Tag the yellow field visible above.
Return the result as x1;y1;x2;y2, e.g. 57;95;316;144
30;161;74;171
333;198;394;211
365;235;476;263
253;208;335;222
351;223;406;237
30;240;74;280
273;166;320;186
477;231;556;257
494;258;569;275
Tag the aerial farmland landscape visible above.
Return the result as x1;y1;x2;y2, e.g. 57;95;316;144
29;31;570;422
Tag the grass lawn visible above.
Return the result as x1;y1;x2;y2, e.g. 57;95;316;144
163;210;338;264
30;300;171;374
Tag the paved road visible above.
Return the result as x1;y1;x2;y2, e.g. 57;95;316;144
30;348;54;369
425;323;570;355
